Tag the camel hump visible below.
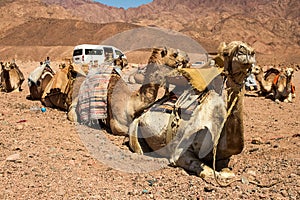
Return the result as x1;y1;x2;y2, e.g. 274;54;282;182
264;68;280;79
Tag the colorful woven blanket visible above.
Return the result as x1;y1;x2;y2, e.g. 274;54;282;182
77;64;114;124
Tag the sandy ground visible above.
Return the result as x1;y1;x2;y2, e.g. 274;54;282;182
0;61;299;199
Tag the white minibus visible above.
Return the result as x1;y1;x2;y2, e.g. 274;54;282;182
72;44;125;64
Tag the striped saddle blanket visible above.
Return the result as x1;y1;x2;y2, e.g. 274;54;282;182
77;64;114;124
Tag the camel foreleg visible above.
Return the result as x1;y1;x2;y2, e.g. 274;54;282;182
128;118;144;154
175;148;218;178
67;96;78;122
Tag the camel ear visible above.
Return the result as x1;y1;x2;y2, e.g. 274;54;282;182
70;64;74;71
161;47;168;57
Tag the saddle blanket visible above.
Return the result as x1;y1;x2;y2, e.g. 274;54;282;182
77;64;114;123
28;65;45;84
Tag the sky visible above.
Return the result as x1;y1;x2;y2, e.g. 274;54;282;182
94;0;153;9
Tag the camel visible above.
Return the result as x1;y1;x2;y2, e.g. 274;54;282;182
252;65;295;102
41;61;86;111
27;63;55;100
251;65;280;97
0;61;24;92
129;41;256;178
272;67;295;103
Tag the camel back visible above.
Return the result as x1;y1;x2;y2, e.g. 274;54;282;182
264;68;280;80
43;64;76;110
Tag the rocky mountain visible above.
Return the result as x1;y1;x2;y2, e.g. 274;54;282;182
0;0;299;64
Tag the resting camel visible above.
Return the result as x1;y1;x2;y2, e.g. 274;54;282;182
0;61;24;92
272;67;295;103
28;63;55;100
41;61;86;111
252;65;295;102
251;65;280;97
129;41;256;178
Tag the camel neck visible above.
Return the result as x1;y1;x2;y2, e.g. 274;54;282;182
226;78;244;93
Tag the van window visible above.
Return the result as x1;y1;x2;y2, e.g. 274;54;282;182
73;49;82;56
85;49;103;55
115;50;123;57
103;47;113;61
103;47;113;54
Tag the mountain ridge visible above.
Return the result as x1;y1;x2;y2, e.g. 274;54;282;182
0;0;299;64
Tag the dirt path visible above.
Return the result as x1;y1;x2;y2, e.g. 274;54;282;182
0;62;299;199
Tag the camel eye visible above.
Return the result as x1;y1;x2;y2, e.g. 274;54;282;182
223;52;229;57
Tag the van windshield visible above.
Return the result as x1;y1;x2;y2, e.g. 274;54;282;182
73;49;82;56
85;49;103;55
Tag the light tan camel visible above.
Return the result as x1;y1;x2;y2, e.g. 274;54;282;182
41;61;86;111
28;64;55;100
129;41;256;178
252;65;295;102
107;48;191;136
272;67;295;103
0;61;24;92
251;65;280;97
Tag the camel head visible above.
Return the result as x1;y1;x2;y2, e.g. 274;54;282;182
281;67;294;78
113;54;128;70
59;62;86;78
251;64;262;75
69;63;86;78
1;62;16;71
148;47;191;69
59;63;66;69
143;47;191;85
220;41;256;85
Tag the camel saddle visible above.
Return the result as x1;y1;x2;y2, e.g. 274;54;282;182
178;67;223;93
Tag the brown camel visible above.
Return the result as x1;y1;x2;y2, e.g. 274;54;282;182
0;61;24;92
41;61;86;111
252;65;295;102
129;41;256;178
272;67;295;103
